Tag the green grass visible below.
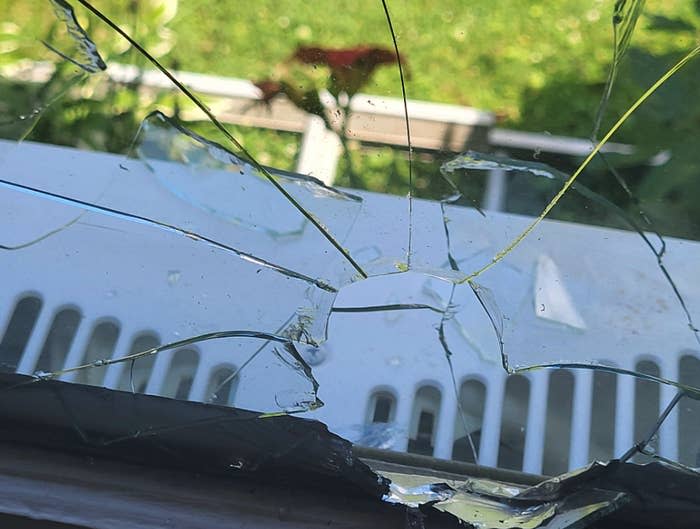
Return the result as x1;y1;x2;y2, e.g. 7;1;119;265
0;0;700;136
2;0;697;137
165;0;698;136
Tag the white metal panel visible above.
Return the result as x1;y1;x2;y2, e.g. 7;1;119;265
1;139;698;474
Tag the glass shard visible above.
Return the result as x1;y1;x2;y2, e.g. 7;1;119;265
0;138;324;413
380;469;627;528
440;151;700;395
3;0;700;482
45;0;107;74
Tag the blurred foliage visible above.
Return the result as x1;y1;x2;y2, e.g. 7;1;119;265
0;72;147;153
335;145;467;201
519;3;700;239
184;121;301;172
0;1;699;237
613;47;700;238
252;44;402;189
163;0;700;135
2;1;696;136
0;0;178;64
0;0;179;152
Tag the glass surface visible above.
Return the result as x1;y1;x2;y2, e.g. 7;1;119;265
0;0;699;481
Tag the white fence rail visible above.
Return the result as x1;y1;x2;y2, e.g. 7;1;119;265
4;61;636;188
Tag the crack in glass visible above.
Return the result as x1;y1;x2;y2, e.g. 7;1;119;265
1;1;700;511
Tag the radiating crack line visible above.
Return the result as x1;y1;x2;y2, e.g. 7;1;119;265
74;0;367;279
331;303;443;314
591;0;645;140
463;44;700;283
380;0;414;268
437;284;480;465
0;177;337;293
620;390;684;462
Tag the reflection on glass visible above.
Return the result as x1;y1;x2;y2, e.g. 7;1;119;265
589;370;617;463
368;391;396;424
35;307;81;374
498;374;529;471
543;370;574;475
452;379;485;464
679;354;700;467
0;296;43;372
633;360;661;462
1;0;700;484
162;348;199;400
408;385;441;456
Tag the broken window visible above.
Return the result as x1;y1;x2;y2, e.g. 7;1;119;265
1;1;700;527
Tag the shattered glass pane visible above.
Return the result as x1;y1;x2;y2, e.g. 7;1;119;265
0;5;95;142
0;139;322;413
4;2;700;516
130;110;364;290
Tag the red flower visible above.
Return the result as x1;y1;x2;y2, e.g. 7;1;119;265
293;46;398;70
291;45;407;97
